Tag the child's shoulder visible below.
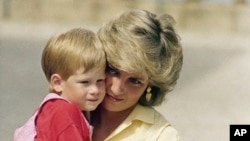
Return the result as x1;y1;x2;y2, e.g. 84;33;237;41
35;99;87;137
42;99;80;115
38;99;84;123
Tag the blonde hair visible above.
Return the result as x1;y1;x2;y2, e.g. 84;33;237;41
41;28;106;92
98;10;183;106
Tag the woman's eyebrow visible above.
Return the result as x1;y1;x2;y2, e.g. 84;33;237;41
107;64;116;69
133;75;148;82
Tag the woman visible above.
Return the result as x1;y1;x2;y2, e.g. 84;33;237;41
91;9;183;141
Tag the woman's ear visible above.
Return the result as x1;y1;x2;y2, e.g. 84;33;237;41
50;74;63;93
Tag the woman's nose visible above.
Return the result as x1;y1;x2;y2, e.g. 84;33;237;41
111;77;126;95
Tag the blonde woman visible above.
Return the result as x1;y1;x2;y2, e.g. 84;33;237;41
91;10;183;141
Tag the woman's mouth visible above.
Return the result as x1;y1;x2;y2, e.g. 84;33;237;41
106;94;123;102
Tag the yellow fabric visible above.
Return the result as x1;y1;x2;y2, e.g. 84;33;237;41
104;105;181;141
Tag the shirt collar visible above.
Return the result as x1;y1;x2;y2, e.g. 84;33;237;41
105;104;155;140
125;104;155;124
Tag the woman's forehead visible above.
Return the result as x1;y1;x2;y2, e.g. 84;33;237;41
112;65;148;81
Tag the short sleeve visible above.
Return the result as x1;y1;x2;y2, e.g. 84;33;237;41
58;125;89;141
157;126;182;141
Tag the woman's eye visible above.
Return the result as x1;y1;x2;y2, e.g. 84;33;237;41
106;67;117;75
129;78;141;85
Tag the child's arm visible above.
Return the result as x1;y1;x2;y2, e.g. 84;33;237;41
58;125;89;141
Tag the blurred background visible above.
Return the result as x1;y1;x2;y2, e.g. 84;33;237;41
1;0;250;141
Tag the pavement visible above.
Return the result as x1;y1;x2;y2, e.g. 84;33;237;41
1;21;250;141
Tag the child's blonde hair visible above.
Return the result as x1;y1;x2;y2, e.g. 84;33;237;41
41;28;106;92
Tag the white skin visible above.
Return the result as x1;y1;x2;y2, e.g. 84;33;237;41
92;65;149;141
51;67;106;111
101;65;149;112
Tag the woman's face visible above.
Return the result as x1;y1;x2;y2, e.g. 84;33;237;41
101;65;149;112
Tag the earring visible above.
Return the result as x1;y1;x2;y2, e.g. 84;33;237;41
146;87;152;102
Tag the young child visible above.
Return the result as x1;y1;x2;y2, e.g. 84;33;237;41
14;28;106;141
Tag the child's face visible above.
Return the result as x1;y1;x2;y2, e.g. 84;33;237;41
60;67;106;111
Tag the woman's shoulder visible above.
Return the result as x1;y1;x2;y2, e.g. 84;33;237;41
155;125;182;141
133;105;182;140
132;105;168;125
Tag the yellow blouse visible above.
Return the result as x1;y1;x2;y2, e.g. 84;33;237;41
104;104;181;141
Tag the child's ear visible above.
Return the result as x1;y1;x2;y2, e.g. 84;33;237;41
50;74;63;93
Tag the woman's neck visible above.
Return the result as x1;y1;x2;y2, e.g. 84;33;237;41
92;105;135;126
91;105;136;141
